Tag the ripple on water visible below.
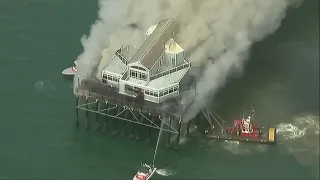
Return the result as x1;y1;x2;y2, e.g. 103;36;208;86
34;80;57;93
221;140;251;155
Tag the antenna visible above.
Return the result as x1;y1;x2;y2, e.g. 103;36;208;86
251;105;255;120
242;109;245;119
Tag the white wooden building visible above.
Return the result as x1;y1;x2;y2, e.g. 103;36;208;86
100;18;191;103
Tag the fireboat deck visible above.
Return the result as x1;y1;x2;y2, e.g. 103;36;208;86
206;126;276;144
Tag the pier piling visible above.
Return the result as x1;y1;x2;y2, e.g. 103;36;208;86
85;97;89;129
95;99;99;131
135;112;142;141
122;109;128;136
175;120;182;149
75;88;184;149
146;115;153;143
187;120;191;135
167;118;171;147
75;95;79;127
104;102;108;132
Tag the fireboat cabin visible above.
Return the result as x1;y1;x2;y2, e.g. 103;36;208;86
100;18;191;103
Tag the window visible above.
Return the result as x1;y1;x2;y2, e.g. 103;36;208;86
139;73;147;80
104;74;119;82
130;69;147;80
130;70;138;78
160;91;164;96
173;86;178;92
171;54;178;66
145;90;159;97
169;88;173;93
131;66;146;71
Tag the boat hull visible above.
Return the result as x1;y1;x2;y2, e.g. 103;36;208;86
133;168;157;180
205;126;276;144
62;67;75;76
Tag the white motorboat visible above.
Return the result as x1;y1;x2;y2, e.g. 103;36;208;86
133;163;157;180
62;61;77;76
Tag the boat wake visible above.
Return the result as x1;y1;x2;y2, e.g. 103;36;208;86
156;168;176;176
276;115;319;177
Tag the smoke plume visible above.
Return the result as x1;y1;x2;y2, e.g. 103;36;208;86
73;0;303;121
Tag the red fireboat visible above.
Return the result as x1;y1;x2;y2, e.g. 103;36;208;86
205;110;276;144
225;116;262;138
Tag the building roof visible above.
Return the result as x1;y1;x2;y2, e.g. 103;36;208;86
102;55;127;76
129;18;180;70
116;45;138;64
147;67;189;89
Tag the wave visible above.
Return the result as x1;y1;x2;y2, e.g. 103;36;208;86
276;115;319;140
276;115;319;177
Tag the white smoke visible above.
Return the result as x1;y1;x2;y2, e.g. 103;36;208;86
73;0;303;120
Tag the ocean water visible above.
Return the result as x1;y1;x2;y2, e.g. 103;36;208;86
0;0;318;179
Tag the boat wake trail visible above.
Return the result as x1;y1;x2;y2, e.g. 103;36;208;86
276;115;319;177
156;168;176;176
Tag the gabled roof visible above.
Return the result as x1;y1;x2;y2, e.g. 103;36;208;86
129;18;180;70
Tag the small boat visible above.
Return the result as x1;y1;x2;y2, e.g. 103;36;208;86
133;163;157;180
62;61;77;76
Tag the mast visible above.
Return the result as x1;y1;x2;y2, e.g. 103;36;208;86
152;121;162;167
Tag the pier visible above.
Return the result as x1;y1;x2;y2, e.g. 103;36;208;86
74;79;194;149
